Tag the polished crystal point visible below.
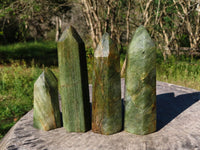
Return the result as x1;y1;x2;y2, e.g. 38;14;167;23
92;33;122;135
57;26;91;132
33;68;61;131
125;26;156;135
94;33;110;57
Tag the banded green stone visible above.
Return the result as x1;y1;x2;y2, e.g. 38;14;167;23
92;33;122;135
33;68;61;131
125;26;156;135
57;26;91;132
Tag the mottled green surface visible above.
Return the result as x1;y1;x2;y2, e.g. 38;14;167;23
33;68;61;131
125;26;156;135
57;26;91;132
92;33;122;135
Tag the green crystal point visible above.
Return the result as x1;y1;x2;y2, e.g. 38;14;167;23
125;26;156;135
94;32;109;57
92;33;122;135
57;26;91;132
33;68;61;131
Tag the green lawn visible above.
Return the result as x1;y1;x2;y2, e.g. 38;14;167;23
0;41;58;66
0;63;41;139
157;55;200;90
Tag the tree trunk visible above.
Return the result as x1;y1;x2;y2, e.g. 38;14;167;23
120;56;127;77
55;16;59;42
126;0;131;45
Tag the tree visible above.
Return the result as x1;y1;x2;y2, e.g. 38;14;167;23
81;0;129;49
0;0;71;43
173;0;200;51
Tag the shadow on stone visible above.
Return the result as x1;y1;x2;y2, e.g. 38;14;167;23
60;112;63;127
121;99;125;131
157;92;200;130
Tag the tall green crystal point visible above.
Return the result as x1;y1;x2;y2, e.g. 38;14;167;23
92;33;122;135
125;26;156;135
57;26;91;132
33;68;61;131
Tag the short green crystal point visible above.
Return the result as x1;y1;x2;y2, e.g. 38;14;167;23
92;33;122;135
57;26;91;132
33;68;61;131
125;26;156;135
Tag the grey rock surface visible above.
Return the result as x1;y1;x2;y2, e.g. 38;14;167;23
1;79;200;150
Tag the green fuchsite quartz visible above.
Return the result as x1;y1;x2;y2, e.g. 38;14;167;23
57;26;91;132
92;33;122;135
125;26;156;135
33;68;61;131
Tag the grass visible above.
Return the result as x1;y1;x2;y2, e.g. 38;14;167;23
0;42;200;140
0;62;41;139
157;55;200;90
0;41;58;66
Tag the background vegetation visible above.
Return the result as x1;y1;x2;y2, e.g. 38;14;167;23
0;0;200;140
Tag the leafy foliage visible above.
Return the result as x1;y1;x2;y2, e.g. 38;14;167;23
0;0;71;44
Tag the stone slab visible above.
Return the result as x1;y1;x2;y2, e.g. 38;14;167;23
1;79;200;150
